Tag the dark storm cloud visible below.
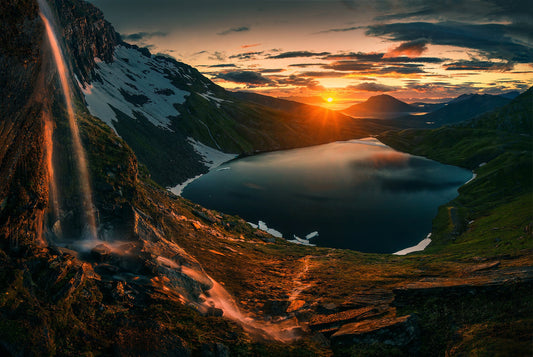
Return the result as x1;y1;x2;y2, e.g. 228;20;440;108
366;22;533;63
121;31;168;42
444;60;514;71
348;82;400;92
216;71;273;85
267;51;331;59
217;26;250;36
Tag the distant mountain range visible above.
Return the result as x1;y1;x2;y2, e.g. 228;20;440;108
339;92;518;127
342;94;417;118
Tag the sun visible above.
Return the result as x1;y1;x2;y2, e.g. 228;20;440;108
327;97;333;103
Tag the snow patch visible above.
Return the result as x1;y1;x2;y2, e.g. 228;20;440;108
258;221;283;238
464;173;477;185
305;231;319;240
197;91;231;108
188;137;237;169
288;235;316;246
80;45;190;132
169;174;203;196
168;139;236;196
393;233;432;255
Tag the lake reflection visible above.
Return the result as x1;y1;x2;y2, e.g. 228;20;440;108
182;138;472;253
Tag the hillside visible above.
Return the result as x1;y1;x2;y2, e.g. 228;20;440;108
466;87;533;134
414;94;511;126
379;89;532;255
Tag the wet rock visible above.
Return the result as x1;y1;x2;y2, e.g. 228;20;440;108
264;299;291;316
331;315;419;348
204;307;224;317
91;244;111;261
94;263;119;275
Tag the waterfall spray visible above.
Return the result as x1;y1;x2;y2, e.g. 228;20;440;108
38;0;98;240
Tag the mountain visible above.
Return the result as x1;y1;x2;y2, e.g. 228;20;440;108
466;87;532;134
1;0;532;356
73;36;396;188
415;93;511;126
342;94;416;118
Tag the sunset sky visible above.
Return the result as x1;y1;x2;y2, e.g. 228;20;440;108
88;0;532;108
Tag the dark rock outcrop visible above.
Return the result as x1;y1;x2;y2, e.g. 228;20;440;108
330;314;419;348
52;0;119;83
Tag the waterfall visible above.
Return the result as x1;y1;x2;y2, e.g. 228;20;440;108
38;0;98;240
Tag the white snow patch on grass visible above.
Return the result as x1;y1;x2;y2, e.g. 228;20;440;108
464;173;477;185
168;139;236;196
288;235;316;246
255;220;283;238
187;137;237;169
169;174;203;196
305;231;319;240
393;233;432;255
197;91;231;108
80;45;190;132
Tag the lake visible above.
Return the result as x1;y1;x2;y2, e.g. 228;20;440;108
182;138;472;253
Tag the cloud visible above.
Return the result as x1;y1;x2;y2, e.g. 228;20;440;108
324;52;444;63
242;43;261;48
275;75;324;90
267;51;331;59
217;26;250;36
288;63;324;68
316;26;363;34
229;51;264;60
299;71;348;78
322;61;376;72
366;22;533;63
444;60;514;71
208;51;227;61
348;82;401;92
385;39;428;57
208;64;238;68
260;68;285;73
216;71;273;85
122;31;168;42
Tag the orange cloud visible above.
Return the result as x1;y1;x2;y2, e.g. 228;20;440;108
385;39;428;58
241;43;261;48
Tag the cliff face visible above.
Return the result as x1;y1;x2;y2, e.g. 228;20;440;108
51;0;119;83
0;0;49;253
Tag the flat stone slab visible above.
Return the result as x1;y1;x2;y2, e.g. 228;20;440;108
331;315;418;347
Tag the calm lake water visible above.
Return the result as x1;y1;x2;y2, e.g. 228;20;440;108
182;138;472;253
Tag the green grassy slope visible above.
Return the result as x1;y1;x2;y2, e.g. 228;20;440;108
379;89;532;257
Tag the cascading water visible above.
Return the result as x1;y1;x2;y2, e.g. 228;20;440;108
38;0;98;240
